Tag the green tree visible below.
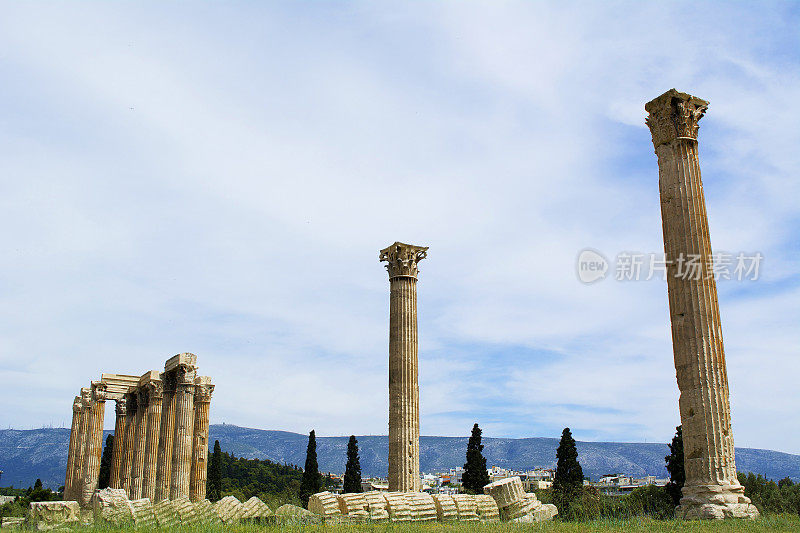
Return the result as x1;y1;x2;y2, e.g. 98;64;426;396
343;435;362;493
664;425;684;506
207;440;223;501
98;434;114;489
553;427;584;513
299;430;320;507
462;423;490;493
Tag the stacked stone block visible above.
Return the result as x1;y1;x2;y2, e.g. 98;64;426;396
475;494;500;521
432;493;458;521
484;476;556;522
363;491;390;521
383;492;412;522
308;492;341;519
241;496;273;521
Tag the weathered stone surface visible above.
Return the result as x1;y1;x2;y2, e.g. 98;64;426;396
646;89;759;521
383;492;412;522
192;499;222;524
432;493;458;521
534;503;558;521
363;491;390;521
451;494;480;521
170;362;196;500
240;496;273;521
190;377;214;502
275;504;322;524
171;496;199;525
212;495;243;524
91;488;134;525
381;242;427;492
405;492;437;522
29;501;80;529
130;498;156;528
152;499;180;527
336;493;368;521
308;491;341;518
475;494;500;521
484;476;525;507
79;382;107;507
1;517;24;529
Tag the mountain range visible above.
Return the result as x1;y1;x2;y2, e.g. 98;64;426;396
2;424;798;490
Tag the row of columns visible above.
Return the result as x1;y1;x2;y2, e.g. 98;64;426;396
64;354;214;507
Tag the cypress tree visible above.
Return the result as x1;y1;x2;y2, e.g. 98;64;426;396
299;430;320;507
552;427;583;511
98;434;114;489
207;440;223;501
462;423;490;493
665;425;684;506
343;435;362;493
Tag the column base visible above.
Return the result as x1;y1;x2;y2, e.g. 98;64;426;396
677;483;760;520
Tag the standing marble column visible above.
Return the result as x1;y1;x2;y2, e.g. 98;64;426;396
380;242;428;492
190;377;214;501
63;395;83;501
120;391;137;492
155;372;177;501
79;381;107;508
108;397;128;489
170;358;197;499
646;89;758;520
141;375;163;501
128;386;148;500
69;388;91;502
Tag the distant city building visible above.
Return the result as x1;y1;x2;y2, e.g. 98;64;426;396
593;473;669;495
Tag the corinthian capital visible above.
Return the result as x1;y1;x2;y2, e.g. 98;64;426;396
115;397;128;416
73;396;83;413
80;387;91;407
645;89;708;148
194;376;215;403
90;381;108;402
379;242;429;279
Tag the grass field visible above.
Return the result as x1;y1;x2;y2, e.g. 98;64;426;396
62;514;800;532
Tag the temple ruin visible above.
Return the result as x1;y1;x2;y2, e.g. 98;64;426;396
646;89;759;519
380;242;428;492
63;353;214;507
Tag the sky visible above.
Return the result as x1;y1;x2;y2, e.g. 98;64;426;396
1;2;798;455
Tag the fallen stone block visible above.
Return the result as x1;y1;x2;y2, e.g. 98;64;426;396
152;500;180;527
483;477;525;508
28;501;80;530
432;493;458;521
130;498;155;529
502;493;540;521
213;495;245;524
240;496;273;521
276;504;322;524
475;494;500;521
171;496;199;525
451;494;479;521
383;492;412;522
363;491;390;521
192;499;222;524
406;492;437;522
308;491;341;518
91;488;134;525
1;517;25;530
336;493;368;521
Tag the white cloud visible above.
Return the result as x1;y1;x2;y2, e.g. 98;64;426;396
0;1;797;455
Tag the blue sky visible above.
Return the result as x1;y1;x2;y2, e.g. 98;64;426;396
1;2;798;455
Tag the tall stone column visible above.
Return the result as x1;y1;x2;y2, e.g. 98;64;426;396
120;391;137;492
170;359;196;499
108;397;128;489
190;377;214;501
63;395;83;501
79;381;107;508
155;373;177;501
379;241;428;492
646;89;759;520
128;387;148;500
141;376;163;501
69;388;91;501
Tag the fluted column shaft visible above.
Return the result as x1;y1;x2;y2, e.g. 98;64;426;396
141;382;163;501
79;382;107;507
647;89;756;519
129;388;148;499
190;379;214;501
155;374;177;502
380;241;427;493
64;396;82;501
70;389;91;501
109;398;128;489
170;365;196;499
120;392;137;492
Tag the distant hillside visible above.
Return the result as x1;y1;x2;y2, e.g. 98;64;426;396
2;425;799;490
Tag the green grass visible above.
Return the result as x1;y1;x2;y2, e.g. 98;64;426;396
60;514;800;533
